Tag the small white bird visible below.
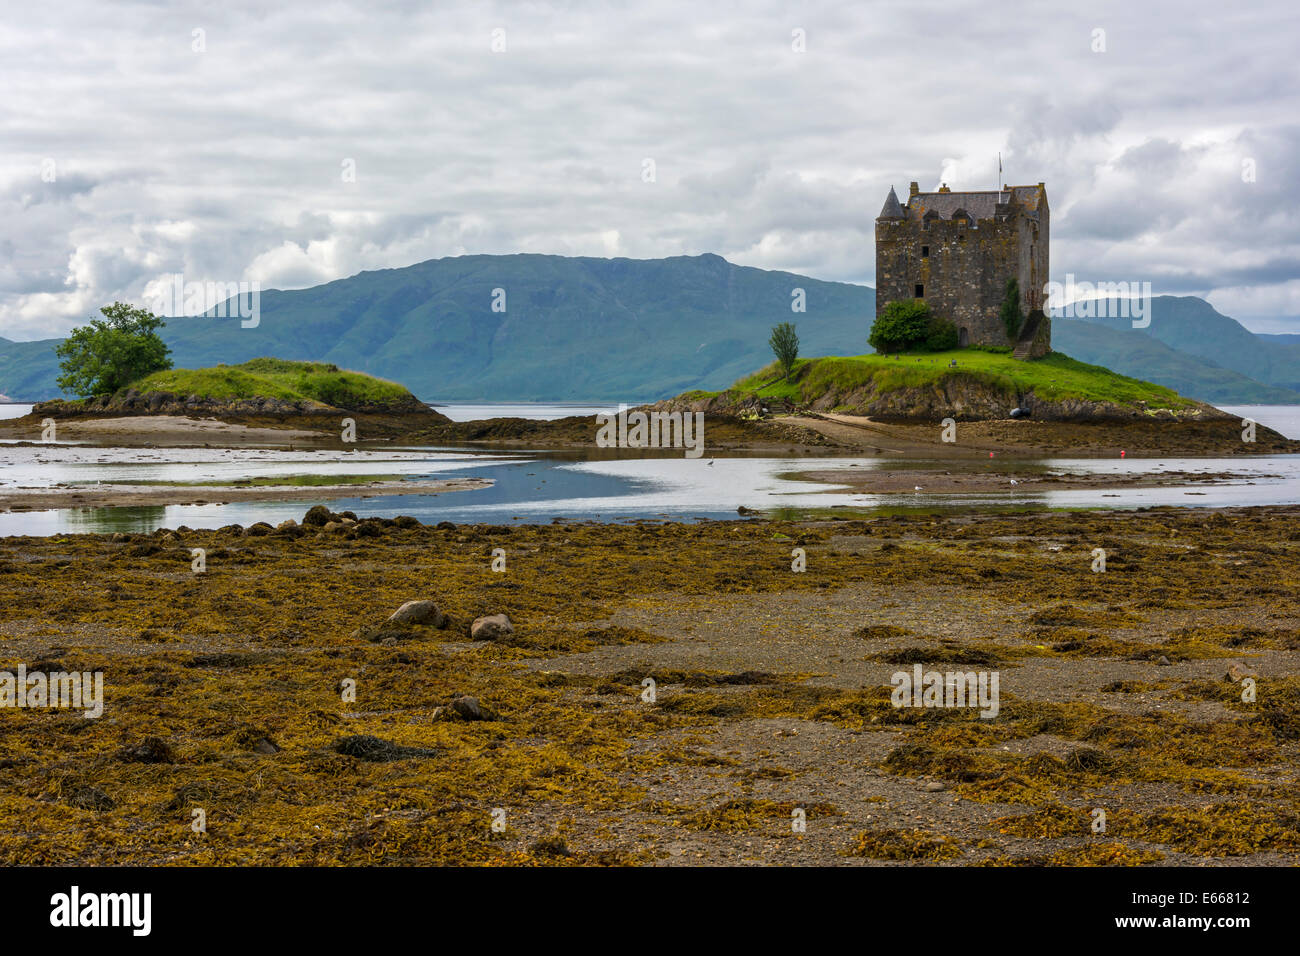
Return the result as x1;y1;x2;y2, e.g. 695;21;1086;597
914;485;923;491
1010;479;1018;486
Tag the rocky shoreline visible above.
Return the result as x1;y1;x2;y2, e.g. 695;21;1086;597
655;379;1232;423
31;387;446;423
2;388;1295;458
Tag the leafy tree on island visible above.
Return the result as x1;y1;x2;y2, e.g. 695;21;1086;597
769;321;799;378
869;300;959;353
55;302;173;398
870;300;930;353
1000;278;1024;342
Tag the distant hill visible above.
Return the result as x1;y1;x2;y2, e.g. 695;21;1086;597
2;254;1296;405
0;336;64;400
1055;295;1300;397
0;254;873;403
1259;332;1300;346
1052;318;1300;404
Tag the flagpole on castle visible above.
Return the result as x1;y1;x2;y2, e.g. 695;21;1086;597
998;152;1004;200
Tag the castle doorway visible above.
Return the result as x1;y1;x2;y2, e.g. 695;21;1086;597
959;327;969;347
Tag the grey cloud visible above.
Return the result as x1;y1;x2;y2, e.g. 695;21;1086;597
0;0;1297;340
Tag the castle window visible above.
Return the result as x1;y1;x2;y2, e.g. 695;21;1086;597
915;284;924;298
921;246;929;258
958;234;966;242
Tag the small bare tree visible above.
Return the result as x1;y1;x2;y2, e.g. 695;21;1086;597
769;322;799;379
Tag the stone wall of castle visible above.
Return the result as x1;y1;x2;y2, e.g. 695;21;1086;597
875;187;1050;353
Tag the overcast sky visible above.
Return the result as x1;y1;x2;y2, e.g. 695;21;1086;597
2;0;1297;340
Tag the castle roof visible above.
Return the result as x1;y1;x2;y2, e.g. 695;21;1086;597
877;185;905;220
906;184;1046;222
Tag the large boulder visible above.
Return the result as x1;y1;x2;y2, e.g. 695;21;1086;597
470;613;514;641
388;600;447;628
450;695;486;720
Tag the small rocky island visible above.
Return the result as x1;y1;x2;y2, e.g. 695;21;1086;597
4;357;449;444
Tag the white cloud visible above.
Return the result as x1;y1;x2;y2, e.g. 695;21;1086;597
0;0;1297;341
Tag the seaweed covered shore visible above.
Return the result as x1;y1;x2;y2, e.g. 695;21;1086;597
1;505;1298;866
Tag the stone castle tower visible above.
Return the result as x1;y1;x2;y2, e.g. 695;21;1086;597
875;181;1051;358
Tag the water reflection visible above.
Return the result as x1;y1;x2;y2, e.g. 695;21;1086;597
3;450;1299;535
61;506;169;534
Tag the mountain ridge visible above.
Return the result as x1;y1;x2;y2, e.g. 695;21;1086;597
1;253;1295;404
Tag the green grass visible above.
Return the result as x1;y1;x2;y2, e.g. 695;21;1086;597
728;350;1197;410
675;389;720;402
128;358;415;409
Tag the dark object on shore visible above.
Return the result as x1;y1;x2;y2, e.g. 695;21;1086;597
437;694;495;721
471;613;514;641
530;835;573;857
67;786;116;812
332;734;438;762
302;505;338;526
451;695;485;720
117;736;174;764
387;599;446;627
1009;407;1030;419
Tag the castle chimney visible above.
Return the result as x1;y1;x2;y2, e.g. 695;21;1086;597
938;183;950;193
909;181;919;197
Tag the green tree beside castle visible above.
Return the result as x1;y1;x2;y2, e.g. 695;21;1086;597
869;300;958;353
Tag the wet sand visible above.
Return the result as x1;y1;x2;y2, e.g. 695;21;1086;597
794;465;1280;495
782;413;1300;458
0;414;326;445
0;477;491;511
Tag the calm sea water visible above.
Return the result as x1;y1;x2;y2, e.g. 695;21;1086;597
429;402;627;421
3;445;1300;535
3;403;1299;534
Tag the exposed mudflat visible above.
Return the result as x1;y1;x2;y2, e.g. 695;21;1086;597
794;465;1278;496
11;415;327;443
782;413;1300;458
5;405;1293;459
0;477;490;510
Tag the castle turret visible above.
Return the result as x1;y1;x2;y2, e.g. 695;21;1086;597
877;185;905;220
